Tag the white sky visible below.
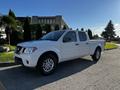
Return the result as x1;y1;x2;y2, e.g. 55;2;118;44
92;23;120;37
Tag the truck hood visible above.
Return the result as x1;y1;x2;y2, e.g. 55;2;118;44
17;40;57;47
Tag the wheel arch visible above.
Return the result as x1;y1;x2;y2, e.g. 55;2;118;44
37;51;59;66
95;45;102;52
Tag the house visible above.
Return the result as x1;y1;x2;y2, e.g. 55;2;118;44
16;15;69;30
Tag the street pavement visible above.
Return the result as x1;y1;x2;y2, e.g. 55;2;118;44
0;47;120;90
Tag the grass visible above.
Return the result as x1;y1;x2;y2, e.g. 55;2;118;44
3;44;16;51
0;51;14;63
0;44;16;63
105;42;118;50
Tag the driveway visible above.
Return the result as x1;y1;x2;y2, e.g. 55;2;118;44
0;47;120;90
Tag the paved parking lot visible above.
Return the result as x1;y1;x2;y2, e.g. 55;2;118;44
0;47;120;90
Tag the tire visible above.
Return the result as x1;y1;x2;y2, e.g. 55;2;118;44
92;48;101;61
36;54;58;75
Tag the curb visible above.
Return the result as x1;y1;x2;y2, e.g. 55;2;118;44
104;47;118;51
0;62;18;67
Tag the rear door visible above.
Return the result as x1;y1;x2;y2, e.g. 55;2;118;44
77;31;90;56
60;31;80;61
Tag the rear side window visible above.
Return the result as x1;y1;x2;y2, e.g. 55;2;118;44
63;31;77;42
78;32;87;41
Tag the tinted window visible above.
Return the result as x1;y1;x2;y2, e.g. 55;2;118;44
41;31;65;41
78;32;87;41
63;31;77;42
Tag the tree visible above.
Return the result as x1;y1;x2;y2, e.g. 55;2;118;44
8;9;16;19
2;15;17;45
63;25;67;30
23;17;31;41
101;31;107;39
81;28;84;31
31;24;42;40
0;21;2;27
54;24;59;30
93;34;99;39
2;10;17;29
104;20;115;41
10;28;20;45
5;26;12;45
44;24;51;33
87;29;93;39
36;24;42;39
0;21;2;39
2;16;17;28
1;10;19;45
0;31;2;39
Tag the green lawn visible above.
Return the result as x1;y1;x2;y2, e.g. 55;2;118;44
0;51;14;63
105;42;118;50
0;44;16;63
3;44;16;51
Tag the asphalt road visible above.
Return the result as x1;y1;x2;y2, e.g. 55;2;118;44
0;47;120;90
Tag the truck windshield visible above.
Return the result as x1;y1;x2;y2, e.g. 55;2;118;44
41;31;65;41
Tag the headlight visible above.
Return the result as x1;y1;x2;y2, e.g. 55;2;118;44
23;47;37;54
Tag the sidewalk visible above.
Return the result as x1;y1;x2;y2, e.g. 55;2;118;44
116;44;120;47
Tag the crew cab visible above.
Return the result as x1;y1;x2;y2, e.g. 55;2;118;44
14;30;105;75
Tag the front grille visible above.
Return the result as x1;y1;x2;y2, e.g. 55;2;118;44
15;46;22;54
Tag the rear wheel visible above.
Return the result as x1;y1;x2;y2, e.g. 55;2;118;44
92;48;101;61
37;54;58;75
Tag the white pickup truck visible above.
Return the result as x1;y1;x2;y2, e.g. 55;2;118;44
14;30;105;75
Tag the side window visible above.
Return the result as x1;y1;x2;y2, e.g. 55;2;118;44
63;31;77;42
78;32;87;41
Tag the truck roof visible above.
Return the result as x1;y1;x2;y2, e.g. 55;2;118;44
56;29;86;33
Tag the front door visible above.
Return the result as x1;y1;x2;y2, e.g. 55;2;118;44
60;31;80;61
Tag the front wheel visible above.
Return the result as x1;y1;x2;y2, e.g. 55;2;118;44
92;48;101;61
36;54;58;75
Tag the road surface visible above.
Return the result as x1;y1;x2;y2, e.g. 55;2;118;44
0;47;120;90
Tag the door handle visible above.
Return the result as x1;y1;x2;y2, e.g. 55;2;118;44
86;42;89;45
75;43;79;46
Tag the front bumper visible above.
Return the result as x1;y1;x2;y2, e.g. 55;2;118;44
14;57;23;65
14;53;39;68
